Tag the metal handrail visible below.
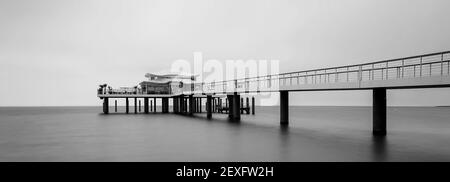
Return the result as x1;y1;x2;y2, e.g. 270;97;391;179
99;51;450;95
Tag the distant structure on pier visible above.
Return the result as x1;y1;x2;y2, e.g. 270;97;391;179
140;73;197;94
98;72;197;95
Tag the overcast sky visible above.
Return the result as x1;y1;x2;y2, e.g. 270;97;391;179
1;0;450;106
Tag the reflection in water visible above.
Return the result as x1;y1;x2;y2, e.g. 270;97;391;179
2;106;450;161
278;125;291;161
372;136;388;161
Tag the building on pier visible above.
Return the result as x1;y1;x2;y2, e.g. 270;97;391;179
140;73;197;94
98;72;197;95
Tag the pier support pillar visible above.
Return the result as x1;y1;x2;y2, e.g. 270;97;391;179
115;100;117;113
144;98;149;114
189;95;194;116
153;98;157;113
193;98;196;113
373;88;387;136
240;98;244;114
179;95;184;114
280;91;289;125
227;95;233;118
173;97;177;113
162;97;169;113
199;98;202;113
126;98;129;114
103;98;109;114
246;97;250;114
207;95;212;119
231;92;241;121
184;98;188;114
150;100;153;112
134;98;137;114
252;97;255;115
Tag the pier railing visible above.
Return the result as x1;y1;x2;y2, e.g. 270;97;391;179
99;51;450;95
194;51;450;93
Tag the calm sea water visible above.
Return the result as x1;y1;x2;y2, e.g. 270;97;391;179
0;106;449;162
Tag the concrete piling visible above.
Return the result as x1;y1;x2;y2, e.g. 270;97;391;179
280;91;289;125
153;98;157;113
252;97;255;115
207;95;212;119
144;98;149;114
126;98;129;114
373;88;387;136
103;98;109;114
231;92;241;121
115;100;117;113
134;98;137;114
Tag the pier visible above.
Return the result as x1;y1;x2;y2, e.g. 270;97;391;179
98;51;450;136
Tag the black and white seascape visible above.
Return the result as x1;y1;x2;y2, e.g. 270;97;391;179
1;0;450;163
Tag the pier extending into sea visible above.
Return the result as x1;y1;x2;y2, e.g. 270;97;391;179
98;51;450;136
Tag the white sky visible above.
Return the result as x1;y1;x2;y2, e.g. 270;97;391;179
1;0;450;106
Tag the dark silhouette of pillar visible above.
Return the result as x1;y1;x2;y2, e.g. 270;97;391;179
103;98;109;114
240;98;244;114
280;91;289;125
139;100;141;113
227;95;233;118
181;98;184;113
134;98;137;114
153;98;157;113
189;95;194;116
173;97;177;113
183;97;188;114
246;97;250;114
225;98;229;113
373;88;387;136
115;100;117;113
150;100;153;112
207;95;212;119
125;98;129;114
231;93;241;121
199;98;202;113
162;97;169;113
212;98;215;113
252;97;255;115
144;98;149;114
191;97;197;113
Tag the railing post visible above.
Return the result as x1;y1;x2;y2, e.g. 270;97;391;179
441;53;444;76
358;65;362;82
402;60;404;78
346;67;349;82
430;62;432;76
335;68;338;82
385;62;388;79
372;64;374;80
420;57;423;77
223;81;226;94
